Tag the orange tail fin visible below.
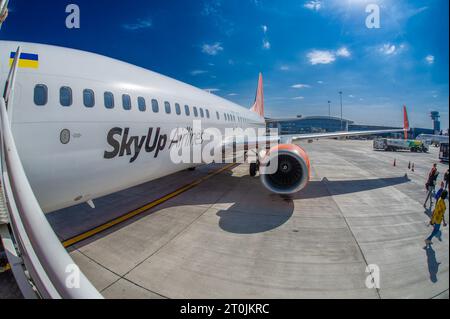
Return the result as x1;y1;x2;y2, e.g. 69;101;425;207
403;105;410;140
250;73;264;117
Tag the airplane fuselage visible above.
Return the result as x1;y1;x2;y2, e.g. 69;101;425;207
0;41;265;213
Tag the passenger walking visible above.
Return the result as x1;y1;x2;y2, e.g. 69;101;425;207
444;169;449;190
435;181;445;201
424;164;439;210
425;190;448;246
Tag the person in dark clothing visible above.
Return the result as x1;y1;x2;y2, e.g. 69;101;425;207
444;169;449;190
424;164;439;210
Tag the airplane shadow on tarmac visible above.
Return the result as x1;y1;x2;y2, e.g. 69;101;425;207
50;167;411;244
214;174;410;234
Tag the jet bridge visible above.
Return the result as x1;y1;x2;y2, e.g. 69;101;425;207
0;47;102;299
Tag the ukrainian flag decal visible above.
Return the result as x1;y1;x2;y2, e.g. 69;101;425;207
9;52;39;69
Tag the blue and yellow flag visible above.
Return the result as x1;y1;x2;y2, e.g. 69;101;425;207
9;52;39;69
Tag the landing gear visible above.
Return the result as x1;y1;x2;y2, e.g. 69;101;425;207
188;167;196;171
250;162;259;177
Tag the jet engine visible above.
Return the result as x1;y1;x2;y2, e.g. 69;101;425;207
260;144;310;194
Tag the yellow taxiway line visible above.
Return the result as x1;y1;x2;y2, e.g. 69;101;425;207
62;164;237;248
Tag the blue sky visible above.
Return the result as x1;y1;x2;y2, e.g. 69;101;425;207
1;0;449;129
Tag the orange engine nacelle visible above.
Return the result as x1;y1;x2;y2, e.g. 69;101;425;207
260;144;311;195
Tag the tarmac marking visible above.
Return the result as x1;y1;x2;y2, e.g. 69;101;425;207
62;164;237;248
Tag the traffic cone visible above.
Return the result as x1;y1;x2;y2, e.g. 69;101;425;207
408;162;411;169
393;159;396;167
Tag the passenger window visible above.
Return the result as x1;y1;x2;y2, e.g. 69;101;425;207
200;108;204;118
206;109;210;119
193;107;198;117
60;86;72;107
122;94;131;110
83;89;95;108
175;103;181;115
104;92;115;109
216;112;220;120
152;99;159;113
185;105;190;116
138;97;146;112
165;102;171;114
34;84;48;106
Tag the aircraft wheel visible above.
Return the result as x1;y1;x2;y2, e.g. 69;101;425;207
250;163;258;177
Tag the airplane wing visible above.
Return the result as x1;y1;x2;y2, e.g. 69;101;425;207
276;105;410;144
225;104;409;149
282;128;405;143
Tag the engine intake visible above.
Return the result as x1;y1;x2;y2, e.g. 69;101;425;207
260;144;310;194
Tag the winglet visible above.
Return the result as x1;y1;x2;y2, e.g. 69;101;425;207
403;105;410;140
250;73;264;118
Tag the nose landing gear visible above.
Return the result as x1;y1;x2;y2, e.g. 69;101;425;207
250;161;259;177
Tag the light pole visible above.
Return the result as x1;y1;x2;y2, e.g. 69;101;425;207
339;91;343;131
328;100;331;118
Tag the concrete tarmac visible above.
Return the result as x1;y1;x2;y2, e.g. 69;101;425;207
58;140;450;299
4;139;448;299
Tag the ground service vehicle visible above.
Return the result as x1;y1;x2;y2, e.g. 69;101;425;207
373;138;429;153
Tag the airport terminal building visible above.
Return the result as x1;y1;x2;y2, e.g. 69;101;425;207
266;116;435;139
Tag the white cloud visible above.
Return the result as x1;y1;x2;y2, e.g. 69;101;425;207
190;70;208;76
307;50;336;65
336;47;351;58
261;25;270;50
228;93;238;96
122;18;152;31
425;55;435;65
202;43;224;55
379;44;396;55
280;65;290;71
317;80;324;84
291;84;311;89
348;94;355;98
292;96;305;100
304;0;322;11
379;43;406;56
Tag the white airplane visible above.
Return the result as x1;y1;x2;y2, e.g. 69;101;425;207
0;40;408;213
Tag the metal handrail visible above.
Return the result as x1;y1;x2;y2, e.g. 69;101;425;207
0;97;102;299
